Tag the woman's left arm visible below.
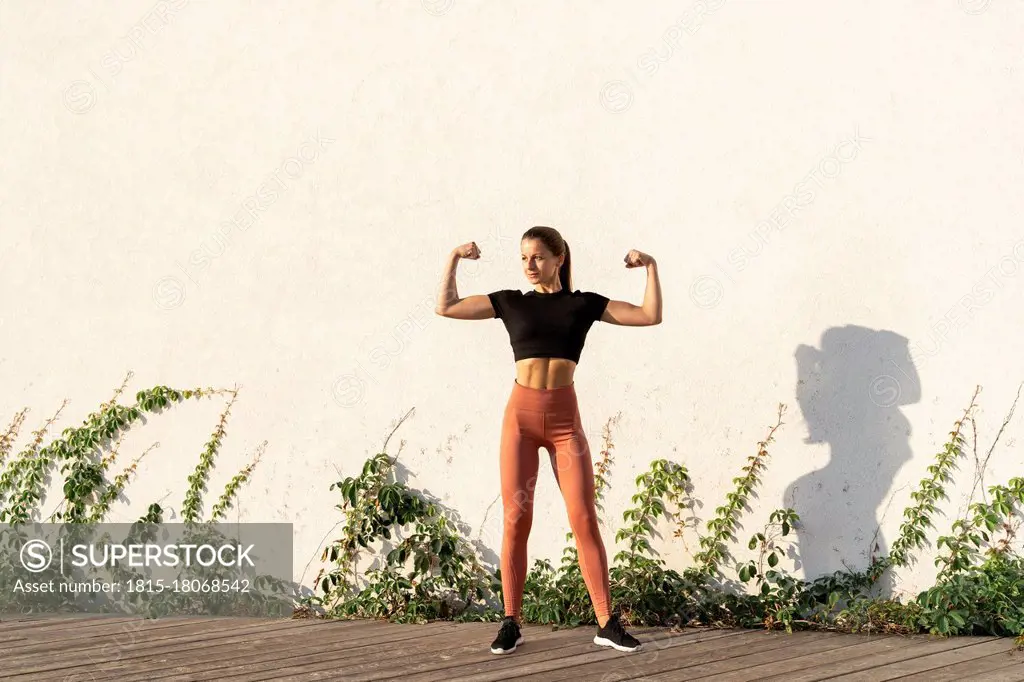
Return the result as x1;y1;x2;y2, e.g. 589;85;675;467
602;250;662;326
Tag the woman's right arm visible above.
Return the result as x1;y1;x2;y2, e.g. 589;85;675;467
435;243;496;319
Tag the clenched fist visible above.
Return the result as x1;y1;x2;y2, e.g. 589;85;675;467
624;249;654;268
453;241;482;260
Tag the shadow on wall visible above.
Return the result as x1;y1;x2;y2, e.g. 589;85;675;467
787;325;921;596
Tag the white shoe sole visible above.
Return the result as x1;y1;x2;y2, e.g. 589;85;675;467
490;635;524;654
593;635;642;652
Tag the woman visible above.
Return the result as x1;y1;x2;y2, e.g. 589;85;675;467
435;225;662;655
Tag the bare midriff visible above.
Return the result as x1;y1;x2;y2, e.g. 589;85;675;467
514;358;577;389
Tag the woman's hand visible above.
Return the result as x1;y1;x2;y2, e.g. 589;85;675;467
453;241;482;260
624;249;654;268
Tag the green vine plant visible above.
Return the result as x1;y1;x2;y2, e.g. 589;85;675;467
592;411;622;518
182;388;240;523
307;383;1024;652
301;408;498;624
692;405;786;581
603;458;693;626
884;386;980;574
0;371;276;616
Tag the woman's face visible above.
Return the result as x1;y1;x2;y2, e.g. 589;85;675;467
521;238;562;286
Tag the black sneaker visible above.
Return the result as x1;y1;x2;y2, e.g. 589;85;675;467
593;613;642;652
490;616;524;654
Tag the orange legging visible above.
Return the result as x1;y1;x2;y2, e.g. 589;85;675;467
498;380;612;622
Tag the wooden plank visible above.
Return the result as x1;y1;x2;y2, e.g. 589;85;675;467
102;619;548;680
241;629;670;682
19;620;360;682
639;632;913;681
824;637;1022;681
2;621;307;674
29;619;404;679
553;631;853;682
131;621;591;682
6;616;1015;682
140;620;599;681
126;621;590;681
895;648;1024;681
70;620;469;680
408;629;764;682
213;626;743;682
755;634;1001;681
354;627;594;681
687;633;928;681
6;618;348;675
521;630;861;682
0;618;330;676
966;666;1024;682
350;626;682;682
0;616;269;652
0;615;251;655
350;622;630;679
0;617;322;660
0;633;28;647
0;618;218;657
397;628;747;682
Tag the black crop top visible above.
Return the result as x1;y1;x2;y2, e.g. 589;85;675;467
487;288;610;363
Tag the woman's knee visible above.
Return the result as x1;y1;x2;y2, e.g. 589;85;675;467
567;507;600;535
502;502;533;537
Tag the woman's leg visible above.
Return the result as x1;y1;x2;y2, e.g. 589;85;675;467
547;407;613;624
499;402;542;621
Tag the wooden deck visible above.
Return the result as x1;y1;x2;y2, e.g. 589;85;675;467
0;614;1021;681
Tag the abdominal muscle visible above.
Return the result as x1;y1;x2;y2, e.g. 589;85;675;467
514;358;576;389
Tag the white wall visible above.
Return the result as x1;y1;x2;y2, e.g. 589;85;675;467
2;0;1023;601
